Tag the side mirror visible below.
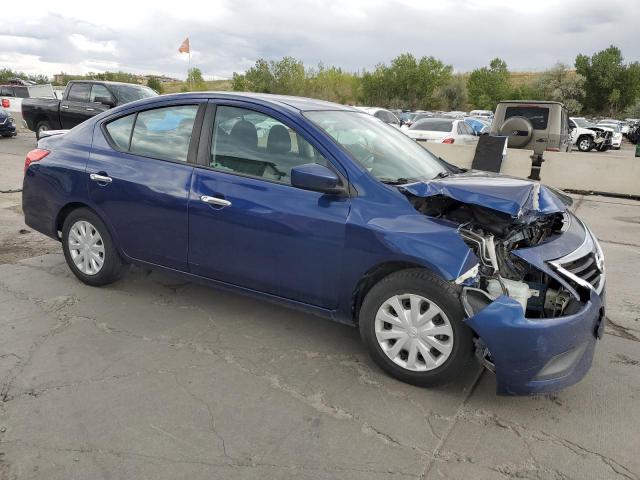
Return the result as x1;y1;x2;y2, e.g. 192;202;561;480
94;96;116;108
291;163;343;194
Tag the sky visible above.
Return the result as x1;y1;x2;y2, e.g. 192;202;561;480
2;0;639;80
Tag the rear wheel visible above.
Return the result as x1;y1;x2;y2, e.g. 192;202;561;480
35;120;51;140
577;136;593;152
359;269;473;387
62;208;123;286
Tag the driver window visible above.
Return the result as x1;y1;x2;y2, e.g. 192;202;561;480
210;106;327;184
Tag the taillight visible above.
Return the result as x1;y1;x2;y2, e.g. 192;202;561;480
25;149;49;174
442;137;455;144
1;99;9;108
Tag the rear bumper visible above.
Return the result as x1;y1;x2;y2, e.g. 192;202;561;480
466;288;605;395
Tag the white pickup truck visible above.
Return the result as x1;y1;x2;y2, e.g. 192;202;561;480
0;84;57;128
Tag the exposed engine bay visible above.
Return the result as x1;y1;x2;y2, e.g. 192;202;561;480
406;193;582;319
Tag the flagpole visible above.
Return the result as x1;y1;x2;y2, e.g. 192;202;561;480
188;50;192;91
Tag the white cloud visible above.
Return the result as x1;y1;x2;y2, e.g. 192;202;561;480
2;0;638;80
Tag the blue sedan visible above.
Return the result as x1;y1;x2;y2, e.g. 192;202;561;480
22;93;606;394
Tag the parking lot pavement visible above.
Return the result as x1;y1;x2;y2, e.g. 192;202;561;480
0;133;36;193
1;135;639;479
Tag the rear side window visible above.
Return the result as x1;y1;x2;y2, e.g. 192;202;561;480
105;115;135;150
504;106;549;130
104;105;198;162
67;83;91;102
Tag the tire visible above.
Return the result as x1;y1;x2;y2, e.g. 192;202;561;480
35;120;51;140
359;268;473;387
576;136;593;152
62;208;123;286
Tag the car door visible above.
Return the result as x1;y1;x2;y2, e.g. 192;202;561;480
188;102;350;308
458;121;477;145
85;84;114;119
60;83;93;129
87;101;204;271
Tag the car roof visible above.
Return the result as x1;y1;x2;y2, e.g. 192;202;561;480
498;100;564;106
140;92;358;113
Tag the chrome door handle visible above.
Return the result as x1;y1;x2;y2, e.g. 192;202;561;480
89;173;112;183
201;195;231;207
86;108;95;111
60;105;69;109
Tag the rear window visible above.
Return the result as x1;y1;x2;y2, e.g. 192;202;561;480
504;106;549;130
410;119;453;132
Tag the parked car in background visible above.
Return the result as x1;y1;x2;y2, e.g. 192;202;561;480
596;121;623;149
21;80;158;139
355;107;401;128
490;101;572;153
0;107;17;138
464;116;491;135
469;110;493;120
1;84;56;126
569;117;612;152
406;117;478;145
22;92;606;395
401;112;434;130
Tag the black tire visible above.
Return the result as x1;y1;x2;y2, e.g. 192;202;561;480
577;136;593;152
359;268;473;387
62;208;123;286
35;120;51;140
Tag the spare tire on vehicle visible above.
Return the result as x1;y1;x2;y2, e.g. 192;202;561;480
499;116;533;148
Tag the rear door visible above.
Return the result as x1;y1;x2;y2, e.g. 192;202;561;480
60;83;92;128
188;101;350;308
87;101;205;270
85;84;114;119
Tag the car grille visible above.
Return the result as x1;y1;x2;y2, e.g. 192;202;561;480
558;251;602;290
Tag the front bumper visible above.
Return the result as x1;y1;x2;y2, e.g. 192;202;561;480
465;288;605;395
0;119;17;136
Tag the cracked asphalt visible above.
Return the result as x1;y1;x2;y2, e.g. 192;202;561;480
1;133;639;479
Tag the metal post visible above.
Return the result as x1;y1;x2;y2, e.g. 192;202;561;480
528;153;544;181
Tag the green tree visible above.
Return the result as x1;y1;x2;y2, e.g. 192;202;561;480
186;67;206;91
467;58;511;110
576;45;640;114
232;59;274;92
0;68;49;84
434;74;468;111
532;63;585;114
146;77;164;94
271;57;306;95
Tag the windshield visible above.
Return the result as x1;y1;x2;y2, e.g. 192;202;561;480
304;110;447;183
110;84;158;103
599;123;620;132
572;118;593;128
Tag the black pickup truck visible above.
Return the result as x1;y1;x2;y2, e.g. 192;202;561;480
22;80;158;138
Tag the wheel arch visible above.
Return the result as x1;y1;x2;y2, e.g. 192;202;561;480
350;261;427;323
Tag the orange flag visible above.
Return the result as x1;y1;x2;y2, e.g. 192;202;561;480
178;37;190;54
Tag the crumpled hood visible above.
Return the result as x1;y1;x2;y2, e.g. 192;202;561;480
400;171;570;219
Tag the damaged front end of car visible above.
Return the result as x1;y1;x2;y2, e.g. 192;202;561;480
400;173;606;395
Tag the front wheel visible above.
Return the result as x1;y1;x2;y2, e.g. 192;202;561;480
577;136;593;152
359;269;473;387
62;208;123;286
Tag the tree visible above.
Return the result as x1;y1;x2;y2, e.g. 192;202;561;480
0;68;49;84
467;58;511;110
146;77;164;94
186;67;206;91
434;74;468;111
533;63;585;114
232;59;274;92
576;45;640;114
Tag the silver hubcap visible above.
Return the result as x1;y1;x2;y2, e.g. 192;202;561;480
68;220;105;275
375;294;454;372
580;139;589;150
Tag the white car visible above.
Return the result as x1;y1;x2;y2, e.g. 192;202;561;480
355;107;401;128
569;117;612;152
405;118;478;145
597;122;623;149
469;109;493;119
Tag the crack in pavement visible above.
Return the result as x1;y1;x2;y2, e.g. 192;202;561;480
0;439;419;477
455;409;638;480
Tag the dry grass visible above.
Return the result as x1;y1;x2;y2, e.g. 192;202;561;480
161;79;233;94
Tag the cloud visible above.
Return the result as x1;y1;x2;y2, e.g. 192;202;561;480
1;0;638;79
